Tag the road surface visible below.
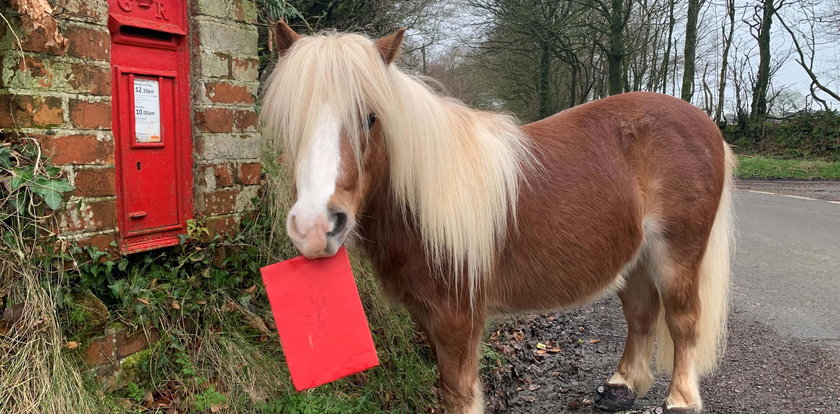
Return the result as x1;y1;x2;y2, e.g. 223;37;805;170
486;183;840;413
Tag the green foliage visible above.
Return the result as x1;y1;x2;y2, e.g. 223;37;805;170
192;387;227;412
125;383;146;402
724;110;840;161
1;140;75;248
736;155;840;180
255;0;302;21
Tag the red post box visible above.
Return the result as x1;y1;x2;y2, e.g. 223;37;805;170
108;0;193;253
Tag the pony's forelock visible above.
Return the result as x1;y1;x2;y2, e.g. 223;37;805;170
260;31;535;303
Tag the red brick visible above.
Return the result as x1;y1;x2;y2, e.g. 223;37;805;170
196;107;234;132
234;109;257;131
205;82;254;104
204;189;238;215
206;215;239;238
84;334;115;366
231;57;258;78
68;63;110;95
52;0;107;24
74;168;116;197
66;25;110;60
69;99;112;129
60;199;117;233
17;27;68;55
18;56;54;87
0;94;64;128
115;328;159;358
40;134;113;165
236;162;261;185
77;232;118;253
213;164;234;187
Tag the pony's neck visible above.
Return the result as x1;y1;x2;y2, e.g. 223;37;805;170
377;69;534;302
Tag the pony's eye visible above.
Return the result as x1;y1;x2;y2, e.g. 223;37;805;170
367;114;376;129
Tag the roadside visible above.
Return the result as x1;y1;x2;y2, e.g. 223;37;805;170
737;179;840;202
736;155;840;180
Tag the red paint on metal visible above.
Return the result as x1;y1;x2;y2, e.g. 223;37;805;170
109;0;193;254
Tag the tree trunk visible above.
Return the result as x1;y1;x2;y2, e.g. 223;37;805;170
660;0;676;93
751;0;777;123
715;0;735;123
607;0;625;95
569;63;579;108
538;41;551;119
681;0;701;101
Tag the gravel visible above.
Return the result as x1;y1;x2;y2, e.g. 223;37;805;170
483;295;840;413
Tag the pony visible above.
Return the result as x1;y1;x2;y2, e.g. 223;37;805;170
260;21;735;414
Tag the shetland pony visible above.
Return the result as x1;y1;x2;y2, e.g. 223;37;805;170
261;21;735;414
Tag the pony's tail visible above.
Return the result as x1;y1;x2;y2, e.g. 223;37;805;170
655;143;736;376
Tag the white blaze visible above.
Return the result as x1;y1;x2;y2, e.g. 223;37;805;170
287;105;341;236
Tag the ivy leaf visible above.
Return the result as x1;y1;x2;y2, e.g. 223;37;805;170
44;178;75;193
43;189;63;210
31;186;62;210
0;147;11;169
11;192;27;214
10;168;34;190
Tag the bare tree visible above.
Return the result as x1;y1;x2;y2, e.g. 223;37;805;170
747;0;786;123
680;0;703;101
658;0;677;93
777;6;840;110
715;0;736;123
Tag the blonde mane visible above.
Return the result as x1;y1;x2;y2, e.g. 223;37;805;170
260;32;534;300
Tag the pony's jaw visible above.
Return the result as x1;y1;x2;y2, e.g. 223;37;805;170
286;105;345;258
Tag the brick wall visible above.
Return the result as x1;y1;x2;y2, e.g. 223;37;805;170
0;0;263;249
1;0;117;251
190;0;262;237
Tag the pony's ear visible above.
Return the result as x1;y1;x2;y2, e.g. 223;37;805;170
272;20;301;55
375;27;406;65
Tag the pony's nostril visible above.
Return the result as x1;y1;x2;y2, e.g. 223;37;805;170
328;211;348;237
288;214;303;238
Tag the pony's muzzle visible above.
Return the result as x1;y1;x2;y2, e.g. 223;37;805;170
286;208;351;259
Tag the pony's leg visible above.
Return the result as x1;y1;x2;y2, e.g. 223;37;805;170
408;308;438;359
415;306;485;414
595;266;659;411
659;261;703;411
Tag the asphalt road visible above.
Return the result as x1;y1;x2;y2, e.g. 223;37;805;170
486;182;840;413
732;189;840;344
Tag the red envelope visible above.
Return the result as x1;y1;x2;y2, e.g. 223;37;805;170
260;247;379;391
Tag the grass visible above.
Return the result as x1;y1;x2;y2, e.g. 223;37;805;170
736;155;840;180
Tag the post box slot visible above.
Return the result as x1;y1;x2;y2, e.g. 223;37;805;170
120;25;173;41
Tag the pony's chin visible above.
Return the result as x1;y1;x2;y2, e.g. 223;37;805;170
298;237;342;259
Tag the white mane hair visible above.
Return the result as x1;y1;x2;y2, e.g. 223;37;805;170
260;31;534;301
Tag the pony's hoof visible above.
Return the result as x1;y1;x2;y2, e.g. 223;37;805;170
593;383;636;411
646;403;697;414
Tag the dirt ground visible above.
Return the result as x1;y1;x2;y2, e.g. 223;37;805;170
483;295;840;413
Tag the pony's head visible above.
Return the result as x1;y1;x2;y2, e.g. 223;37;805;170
261;21;533;299
261;21;405;259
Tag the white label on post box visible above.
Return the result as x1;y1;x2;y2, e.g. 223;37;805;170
134;78;161;143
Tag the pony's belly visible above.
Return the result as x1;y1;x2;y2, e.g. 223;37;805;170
487;266;628;315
